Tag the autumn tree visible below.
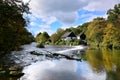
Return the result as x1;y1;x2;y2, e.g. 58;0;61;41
50;33;59;44
102;23;118;48
56;28;65;39
102;3;120;49
86;17;106;46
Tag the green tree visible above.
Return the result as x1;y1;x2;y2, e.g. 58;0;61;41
0;0;34;54
107;4;120;23
77;22;90;33
36;32;50;43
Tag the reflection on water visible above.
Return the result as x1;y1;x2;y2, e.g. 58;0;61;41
21;60;81;80
1;43;120;80
20;48;120;80
86;49;120;80
20;59;105;80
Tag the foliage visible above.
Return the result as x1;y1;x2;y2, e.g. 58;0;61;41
36;32;50;44
102;3;120;49
56;28;65;40
77;22;90;32
50;33;59;44
85;3;120;49
107;4;120;22
0;0;34;54
86;17;106;46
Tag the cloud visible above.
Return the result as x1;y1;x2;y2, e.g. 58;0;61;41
84;0;120;11
41;16;57;25
27;0;119;25
79;13;107;23
55;12;78;24
29;22;37;26
36;24;54;36
28;0;88;24
27;21;54;36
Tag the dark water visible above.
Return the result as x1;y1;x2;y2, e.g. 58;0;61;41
1;42;120;80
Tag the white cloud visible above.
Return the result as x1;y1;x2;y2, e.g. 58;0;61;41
39;24;51;29
79;13;107;23
28;0;88;24
25;0;120;25
84;0;120;11
35;24;54;36
41;16;57;25
29;22;37;26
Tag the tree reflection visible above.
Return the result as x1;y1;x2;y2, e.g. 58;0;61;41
86;49;120;80
86;49;104;72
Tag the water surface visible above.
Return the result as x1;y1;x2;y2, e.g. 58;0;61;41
1;42;120;80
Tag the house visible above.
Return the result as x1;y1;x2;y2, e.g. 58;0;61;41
77;32;86;41
61;32;77;41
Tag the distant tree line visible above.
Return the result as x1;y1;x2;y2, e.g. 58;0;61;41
0;0;34;54
36;3;120;49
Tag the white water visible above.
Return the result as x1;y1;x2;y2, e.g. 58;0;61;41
9;42;106;80
21;42;86;54
10;42;86;66
55;45;86;54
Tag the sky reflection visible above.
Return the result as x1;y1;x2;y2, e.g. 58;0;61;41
20;59;106;80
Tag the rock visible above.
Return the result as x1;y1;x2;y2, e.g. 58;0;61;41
9;71;24;77
9;67;18;71
36;43;45;48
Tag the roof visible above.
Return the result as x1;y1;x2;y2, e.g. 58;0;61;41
61;32;76;38
77;32;85;36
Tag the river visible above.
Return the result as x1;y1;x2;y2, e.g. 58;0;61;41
0;42;120;80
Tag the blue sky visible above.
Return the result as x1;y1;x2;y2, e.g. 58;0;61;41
23;0;120;36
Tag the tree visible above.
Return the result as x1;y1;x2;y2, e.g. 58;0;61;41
77;22;90;33
107;4;120;23
104;3;120;49
0;0;34;54
102;22;120;49
86;17;106;46
36;32;50;43
56;28;65;39
50;33;59;44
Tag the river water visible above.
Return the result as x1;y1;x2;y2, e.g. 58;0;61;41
1;42;120;80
